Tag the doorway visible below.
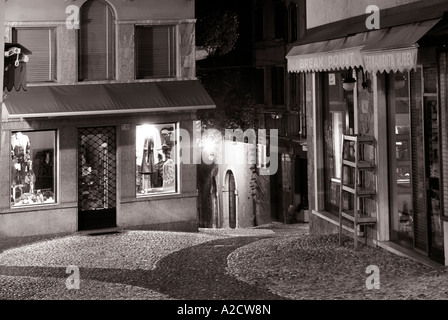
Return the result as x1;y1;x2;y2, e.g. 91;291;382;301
388;67;444;264
211;175;221;228
78;127;117;231
225;171;237;229
270;154;283;222
422;66;444;263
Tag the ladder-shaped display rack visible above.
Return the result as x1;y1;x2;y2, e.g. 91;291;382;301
338;134;377;249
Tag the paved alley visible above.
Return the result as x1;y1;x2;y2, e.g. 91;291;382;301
0;223;446;301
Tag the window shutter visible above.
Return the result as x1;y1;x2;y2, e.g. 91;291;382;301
79;0;115;81
274;2;286;39
288;4;298;42
254;5;264;42
13;28;56;82
136;26;175;79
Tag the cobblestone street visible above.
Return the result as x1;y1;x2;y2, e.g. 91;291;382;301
0;222;446;301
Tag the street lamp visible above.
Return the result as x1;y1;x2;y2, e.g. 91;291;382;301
394;75;406;90
342;67;357;92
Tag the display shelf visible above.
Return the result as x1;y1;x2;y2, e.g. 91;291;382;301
338;134;377;249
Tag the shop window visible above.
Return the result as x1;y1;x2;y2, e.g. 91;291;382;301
11;130;56;207
78;0;115;81
12;28;56;82
388;71;414;244
322;72;354;215
136;124;178;196
135;25;176;79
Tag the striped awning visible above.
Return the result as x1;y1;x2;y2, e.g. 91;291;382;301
287;19;441;74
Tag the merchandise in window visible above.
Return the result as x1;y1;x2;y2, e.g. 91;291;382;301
323;72;354;215
136;124;178;195
11;131;56;207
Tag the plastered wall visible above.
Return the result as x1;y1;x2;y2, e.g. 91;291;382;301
306;0;419;29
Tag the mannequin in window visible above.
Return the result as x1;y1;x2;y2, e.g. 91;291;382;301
11;132;31;186
141;136;156;190
160;127;174;148
162;148;175;190
37;151;53;191
136;125;163;192
154;153;165;188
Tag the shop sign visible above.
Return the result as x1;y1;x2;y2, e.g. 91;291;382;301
287;49;363;72
362;47;418;73
328;73;336;85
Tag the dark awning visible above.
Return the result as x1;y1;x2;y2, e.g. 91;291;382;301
287;18;442;73
2;80;216;119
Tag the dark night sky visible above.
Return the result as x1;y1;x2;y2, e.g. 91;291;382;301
195;0;254;68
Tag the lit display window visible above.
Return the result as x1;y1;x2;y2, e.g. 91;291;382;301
11;130;56;207
136;124;178;196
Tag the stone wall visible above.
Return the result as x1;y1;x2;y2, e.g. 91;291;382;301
0;112;198;237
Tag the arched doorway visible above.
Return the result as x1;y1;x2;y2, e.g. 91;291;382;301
225;171;237;229
211;175;221;228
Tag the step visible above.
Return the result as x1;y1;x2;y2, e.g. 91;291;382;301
77;227;123;236
340;211;377;225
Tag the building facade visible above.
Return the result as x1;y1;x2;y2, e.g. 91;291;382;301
290;0;448;265
195;0;275;229
1;0;4;111
253;0;309;223
1;0;215;237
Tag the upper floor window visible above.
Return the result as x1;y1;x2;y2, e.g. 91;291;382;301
288;3;298;42
135;25;176;79
12;28;56;83
274;1;286;40
254;0;264;42
78;0;115;81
